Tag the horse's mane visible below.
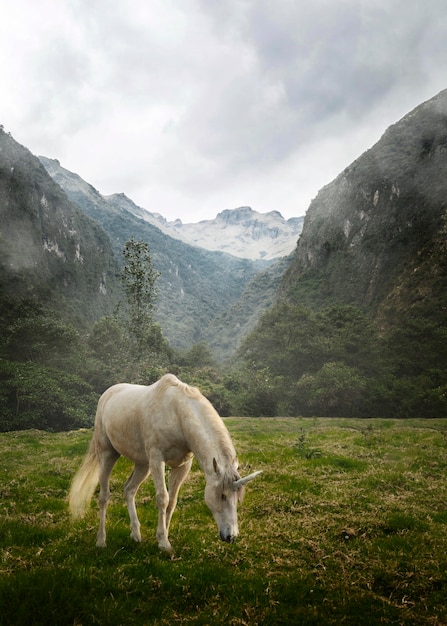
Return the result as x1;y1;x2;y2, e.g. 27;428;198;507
154;374;238;475
155;373;202;399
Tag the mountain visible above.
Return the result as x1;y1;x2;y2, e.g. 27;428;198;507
235;89;447;418
110;198;303;260
202;254;293;356
39;157;277;355
280;88;447;323
0;128;120;324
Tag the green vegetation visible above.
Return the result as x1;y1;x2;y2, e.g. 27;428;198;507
236;302;447;418
1;418;447;624
0;238;172;432
0;293;98;431
2;290;446;431
120;237;160;347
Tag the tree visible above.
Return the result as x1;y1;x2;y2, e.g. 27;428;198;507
237;302;389;416
120;237;160;355
0;359;97;432
179;342;217;369
238;303;322;379
117;238;175;383
316;305;387;378
295;362;368;417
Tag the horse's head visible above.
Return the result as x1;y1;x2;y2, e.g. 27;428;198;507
205;458;262;543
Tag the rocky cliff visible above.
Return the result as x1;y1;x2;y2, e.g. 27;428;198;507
0;129;119;323
281;88;447;322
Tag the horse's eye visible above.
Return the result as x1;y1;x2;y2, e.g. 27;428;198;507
221;494;227;501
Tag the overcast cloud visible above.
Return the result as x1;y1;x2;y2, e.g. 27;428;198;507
1;0;446;221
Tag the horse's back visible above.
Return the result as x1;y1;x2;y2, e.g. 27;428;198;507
97;383;150;421
94;377;190;463
98;376;182;415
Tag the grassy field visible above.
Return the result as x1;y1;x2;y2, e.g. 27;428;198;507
1;417;447;625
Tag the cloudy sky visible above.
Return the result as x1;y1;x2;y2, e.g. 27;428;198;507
1;0;446;222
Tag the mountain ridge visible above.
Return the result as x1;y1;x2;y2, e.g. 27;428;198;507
103;194;303;260
39;156;279;356
40;158;303;261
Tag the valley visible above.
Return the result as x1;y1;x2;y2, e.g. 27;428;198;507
1;88;447;426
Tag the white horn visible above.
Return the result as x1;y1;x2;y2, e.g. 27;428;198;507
233;470;263;490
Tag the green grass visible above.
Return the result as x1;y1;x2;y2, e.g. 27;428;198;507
1;418;447;625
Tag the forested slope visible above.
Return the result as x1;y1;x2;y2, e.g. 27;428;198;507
237;89;447;417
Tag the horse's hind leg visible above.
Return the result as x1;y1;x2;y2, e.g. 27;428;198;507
96;449;119;548
124;463;150;543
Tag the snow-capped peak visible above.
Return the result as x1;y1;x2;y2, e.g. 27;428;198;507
109;200;303;260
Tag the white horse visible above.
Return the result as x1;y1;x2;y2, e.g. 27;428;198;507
69;373;261;550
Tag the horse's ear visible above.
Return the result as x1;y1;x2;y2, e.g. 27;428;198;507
213;458;220;475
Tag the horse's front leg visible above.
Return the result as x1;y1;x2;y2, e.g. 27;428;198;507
166;457;193;533
124;463;150;543
150;457;172;551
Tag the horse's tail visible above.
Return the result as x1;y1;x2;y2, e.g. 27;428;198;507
69;435;99;519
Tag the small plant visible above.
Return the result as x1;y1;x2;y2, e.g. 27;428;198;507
293;431;323;459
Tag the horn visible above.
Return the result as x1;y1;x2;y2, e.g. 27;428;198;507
233;470;262;490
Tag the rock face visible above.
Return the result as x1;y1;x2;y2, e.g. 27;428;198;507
281;88;447;320
0;129;119;322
